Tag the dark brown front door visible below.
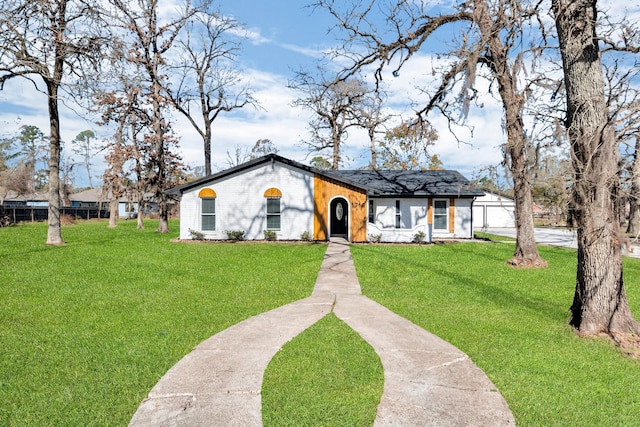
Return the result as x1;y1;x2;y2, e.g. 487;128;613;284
330;198;348;238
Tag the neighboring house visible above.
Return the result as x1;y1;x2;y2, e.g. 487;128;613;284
68;188;139;218
472;191;516;228
167;154;484;243
1;190;49;207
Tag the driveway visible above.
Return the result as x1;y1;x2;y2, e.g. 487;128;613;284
484;227;640;259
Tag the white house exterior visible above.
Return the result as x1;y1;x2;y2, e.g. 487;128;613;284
177;159;315;241
472;191;516;228
167;155;484;243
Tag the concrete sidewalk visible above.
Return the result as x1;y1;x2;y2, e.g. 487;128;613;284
129;241;515;426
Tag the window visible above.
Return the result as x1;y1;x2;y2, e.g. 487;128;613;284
201;198;216;231
433;200;448;230
266;198;281;230
395;200;401;228
368;200;375;223
198;188;216;231
264;187;282;231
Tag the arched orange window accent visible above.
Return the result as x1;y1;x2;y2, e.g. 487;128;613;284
263;187;282;197
198;188;216;198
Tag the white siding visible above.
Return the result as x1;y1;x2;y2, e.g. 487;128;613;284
179;162;315;240
367;198;429;243
454;198;474;238
473;192;515;228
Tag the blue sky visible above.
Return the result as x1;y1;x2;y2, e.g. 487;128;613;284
2;1;636;188
0;1;511;187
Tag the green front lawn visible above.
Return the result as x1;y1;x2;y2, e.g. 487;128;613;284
351;242;640;426
0;220;326;426
3;220;640;426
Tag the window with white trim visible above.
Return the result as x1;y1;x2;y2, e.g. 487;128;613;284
368;200;375;223
266;197;281;230
395;200;401;228
433;200;448;230
201;198;216;231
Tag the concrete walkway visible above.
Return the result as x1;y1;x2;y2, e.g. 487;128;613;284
129;241;515;426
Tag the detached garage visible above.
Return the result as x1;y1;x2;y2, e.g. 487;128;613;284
473;191;515;228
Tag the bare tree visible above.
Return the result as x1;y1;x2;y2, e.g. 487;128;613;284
552;0;640;346
225;145;251;168
250;139;278;159
317;0;548;267
169;6;256;176
110;0;194;233
290;69;371;170
378;120;439;171
357;90;392;170
0;0;103;245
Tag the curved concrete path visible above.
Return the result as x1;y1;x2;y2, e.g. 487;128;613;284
130;241;515;426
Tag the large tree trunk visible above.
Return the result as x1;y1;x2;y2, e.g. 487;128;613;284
46;81;64;246
476;0;546;268
553;0;640;340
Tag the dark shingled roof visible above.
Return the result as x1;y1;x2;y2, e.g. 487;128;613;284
165;154;483;198
325;170;484;197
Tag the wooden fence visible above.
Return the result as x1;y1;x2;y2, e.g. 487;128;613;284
0;206;110;225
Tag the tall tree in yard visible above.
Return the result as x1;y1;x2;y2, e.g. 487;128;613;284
552;0;640;346
72;130;97;188
318;0;548;267
290;69;371;170
169;7;256;176
0;0;103;245
111;0;193;233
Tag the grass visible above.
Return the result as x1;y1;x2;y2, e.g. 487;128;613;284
262;313;384;426
0;220;327;426
350;241;640;426
4;221;640;426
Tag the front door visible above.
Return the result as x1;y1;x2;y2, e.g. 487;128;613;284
330;198;348;238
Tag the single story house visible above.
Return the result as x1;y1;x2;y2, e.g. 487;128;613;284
166;154;484;243
472;191;516;229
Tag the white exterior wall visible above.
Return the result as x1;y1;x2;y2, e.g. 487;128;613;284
367;197;474;242
179;162;315;240
455;198;474;238
367;198;430;243
473;192;515;228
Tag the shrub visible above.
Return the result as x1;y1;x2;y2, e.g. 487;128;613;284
413;230;427;244
60;213;76;225
188;228;205;240
0;215;12;227
264;230;277;241
226;230;245;241
368;234;382;243
300;231;313;242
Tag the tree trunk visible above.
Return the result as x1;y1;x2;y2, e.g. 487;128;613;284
475;0;546;267
108;199;118;228
626;136;640;235
46;81;64;246
137;207;144;229
152;80;170;234
553;0;640;339
204;114;212;176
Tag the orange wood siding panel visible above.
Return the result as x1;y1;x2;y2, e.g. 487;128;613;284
313;174;367;242
449;198;455;232
428;199;433;225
